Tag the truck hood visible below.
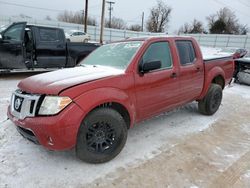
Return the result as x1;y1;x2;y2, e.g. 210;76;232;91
18;66;124;95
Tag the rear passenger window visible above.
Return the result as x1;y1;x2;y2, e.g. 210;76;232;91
39;28;60;42
176;41;196;65
142;42;172;70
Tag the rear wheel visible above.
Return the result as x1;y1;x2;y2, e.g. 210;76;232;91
76;108;127;163
198;84;222;115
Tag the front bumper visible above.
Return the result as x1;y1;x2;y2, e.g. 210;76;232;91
7;102;85;151
16;126;39;145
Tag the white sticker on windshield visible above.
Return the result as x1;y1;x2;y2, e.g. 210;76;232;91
124;43;141;48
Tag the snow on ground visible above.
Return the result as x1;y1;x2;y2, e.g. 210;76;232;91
0;74;250;187
0;76;22;123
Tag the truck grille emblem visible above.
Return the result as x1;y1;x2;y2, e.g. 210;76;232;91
14;98;22;110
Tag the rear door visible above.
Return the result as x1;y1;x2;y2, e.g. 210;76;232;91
134;41;180;120
175;40;204;103
34;27;66;68
0;22;26;69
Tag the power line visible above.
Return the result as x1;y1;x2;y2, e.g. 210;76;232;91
238;0;250;8
0;0;142;26
0;0;64;12
212;0;250;18
88;4;101;10
0;0;100;18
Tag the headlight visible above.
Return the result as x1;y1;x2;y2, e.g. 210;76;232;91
38;96;72;115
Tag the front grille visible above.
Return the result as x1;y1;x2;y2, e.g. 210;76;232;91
30;100;35;114
11;90;41;119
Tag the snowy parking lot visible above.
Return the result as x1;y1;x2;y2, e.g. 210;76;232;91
0;73;250;187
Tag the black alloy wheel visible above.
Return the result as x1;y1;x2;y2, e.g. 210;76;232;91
76;108;127;163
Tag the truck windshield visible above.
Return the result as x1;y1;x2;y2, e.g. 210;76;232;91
81;41;143;70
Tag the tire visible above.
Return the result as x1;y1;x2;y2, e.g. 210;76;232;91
83;39;88;43
76;108;127;163
198;84;223;115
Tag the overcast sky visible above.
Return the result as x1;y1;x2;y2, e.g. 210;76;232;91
0;0;250;33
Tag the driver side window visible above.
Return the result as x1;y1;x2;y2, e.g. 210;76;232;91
142;42;173;70
3;24;24;41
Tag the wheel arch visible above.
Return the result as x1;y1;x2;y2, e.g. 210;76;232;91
87;102;131;129
74;87;136;130
198;66;226;100
212;75;225;89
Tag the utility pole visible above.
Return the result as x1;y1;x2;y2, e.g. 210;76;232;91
84;0;88;33
100;0;106;44
141;12;144;32
81;10;84;24
106;1;115;28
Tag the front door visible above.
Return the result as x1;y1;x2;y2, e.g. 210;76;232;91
0;22;26;69
134;41;180;121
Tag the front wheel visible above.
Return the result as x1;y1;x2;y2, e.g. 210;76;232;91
76;108;127;163
198;84;223;115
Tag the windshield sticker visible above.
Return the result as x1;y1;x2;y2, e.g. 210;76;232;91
124;43;141;48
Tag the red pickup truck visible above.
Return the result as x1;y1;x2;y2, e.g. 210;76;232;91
8;36;234;163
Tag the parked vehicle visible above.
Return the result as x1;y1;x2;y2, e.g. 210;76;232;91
234;58;250;85
0;22;99;73
65;30;91;43
8;36;234;163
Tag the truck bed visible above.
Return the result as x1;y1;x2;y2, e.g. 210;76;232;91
201;46;234;61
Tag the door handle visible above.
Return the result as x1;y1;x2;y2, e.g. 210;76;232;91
170;72;177;78
196;67;201;72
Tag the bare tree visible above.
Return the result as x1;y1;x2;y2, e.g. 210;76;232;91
57;10;97;26
128;24;142;32
178;19;205;34
239;24;248;35
207;7;248;35
105;17;127;29
178;23;189;34
146;0;172;33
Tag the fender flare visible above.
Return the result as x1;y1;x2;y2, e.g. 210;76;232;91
198;66;225;100
74;87;136;128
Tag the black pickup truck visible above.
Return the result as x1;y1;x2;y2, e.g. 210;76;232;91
0;22;99;73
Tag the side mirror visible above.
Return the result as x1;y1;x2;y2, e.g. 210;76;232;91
0;34;2;41
140;60;162;74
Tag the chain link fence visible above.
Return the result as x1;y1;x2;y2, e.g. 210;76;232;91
0;15;161;42
0;15;249;49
